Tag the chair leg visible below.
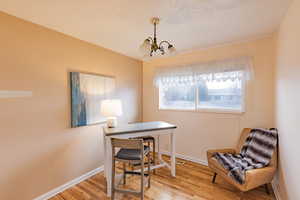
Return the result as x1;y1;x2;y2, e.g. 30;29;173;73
123;162;126;185
147;152;151;188
264;184;270;195
140;156;145;200
152;139;156;174
212;173;217;183
111;156;115;200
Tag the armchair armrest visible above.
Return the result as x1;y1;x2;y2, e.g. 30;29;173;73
245;166;277;189
207;148;236;160
246;166;276;182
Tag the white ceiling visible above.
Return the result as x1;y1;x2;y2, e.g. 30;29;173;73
0;0;291;60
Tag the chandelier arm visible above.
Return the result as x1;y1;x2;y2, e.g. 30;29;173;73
159;40;172;48
147;37;154;42
150;49;154;57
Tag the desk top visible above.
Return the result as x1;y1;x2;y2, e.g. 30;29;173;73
103;121;177;136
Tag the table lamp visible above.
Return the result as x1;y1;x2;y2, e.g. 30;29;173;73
100;99;123;128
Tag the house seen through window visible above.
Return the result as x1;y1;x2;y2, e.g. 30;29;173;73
159;71;245;112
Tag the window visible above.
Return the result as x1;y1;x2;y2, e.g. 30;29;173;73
159;84;196;110
196;72;244;111
155;57;252;113
159;71;244;112
159;71;245;112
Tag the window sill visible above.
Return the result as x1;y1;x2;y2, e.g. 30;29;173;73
158;107;245;115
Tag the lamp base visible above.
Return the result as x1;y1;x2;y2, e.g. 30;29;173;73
107;117;117;128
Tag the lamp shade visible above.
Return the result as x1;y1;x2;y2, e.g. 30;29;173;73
139;39;151;55
100;99;123;117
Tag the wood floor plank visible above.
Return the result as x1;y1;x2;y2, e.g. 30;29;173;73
59;190;77;200
49;195;65;200
52;156;276;200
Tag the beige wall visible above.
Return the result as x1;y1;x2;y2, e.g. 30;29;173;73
275;0;300;199
0;12;142;200
143;36;276;162
3;4;298;199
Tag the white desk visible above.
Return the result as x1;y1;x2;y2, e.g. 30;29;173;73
103;121;177;197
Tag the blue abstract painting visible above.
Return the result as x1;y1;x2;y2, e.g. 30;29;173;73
70;72;115;127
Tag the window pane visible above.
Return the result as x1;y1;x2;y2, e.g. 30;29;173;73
159;85;195;110
197;78;243;111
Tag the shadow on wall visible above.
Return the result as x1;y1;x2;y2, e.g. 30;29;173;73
274;146;290;200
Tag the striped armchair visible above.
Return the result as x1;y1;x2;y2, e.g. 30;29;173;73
207;128;278;194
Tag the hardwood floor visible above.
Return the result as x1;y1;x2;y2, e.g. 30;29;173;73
50;156;275;200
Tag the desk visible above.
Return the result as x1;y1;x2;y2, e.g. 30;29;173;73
103;121;177;197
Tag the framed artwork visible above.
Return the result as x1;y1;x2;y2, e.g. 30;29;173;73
70;72;115;127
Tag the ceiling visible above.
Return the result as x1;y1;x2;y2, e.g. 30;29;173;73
0;0;291;60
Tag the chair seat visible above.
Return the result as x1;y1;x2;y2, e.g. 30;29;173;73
116;146;150;160
208;157;229;174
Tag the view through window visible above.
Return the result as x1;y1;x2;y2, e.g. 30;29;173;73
159;71;244;112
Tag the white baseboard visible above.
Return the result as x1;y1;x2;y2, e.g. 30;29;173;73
33;166;104;200
160;150;208;166
272;181;282;200
33;152;205;200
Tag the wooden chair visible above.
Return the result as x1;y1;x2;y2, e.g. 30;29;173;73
111;138;151;200
207;128;278;194
128;122;156;171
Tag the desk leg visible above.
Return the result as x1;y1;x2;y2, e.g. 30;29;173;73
103;134;107;178
105;137;112;197
157;135;162;161
170;131;176;177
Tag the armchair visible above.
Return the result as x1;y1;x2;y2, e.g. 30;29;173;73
207;128;278;193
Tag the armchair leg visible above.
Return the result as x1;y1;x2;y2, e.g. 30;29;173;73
212;173;217;183
239;191;244;200
264;184;270;195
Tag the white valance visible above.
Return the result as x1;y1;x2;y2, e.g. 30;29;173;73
154;57;254;87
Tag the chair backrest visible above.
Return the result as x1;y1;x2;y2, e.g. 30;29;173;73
236;128;278;168
111;138;143;149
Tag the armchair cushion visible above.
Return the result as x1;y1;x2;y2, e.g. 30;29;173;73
207;149;236;175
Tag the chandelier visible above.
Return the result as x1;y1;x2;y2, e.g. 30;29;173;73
140;17;176;57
